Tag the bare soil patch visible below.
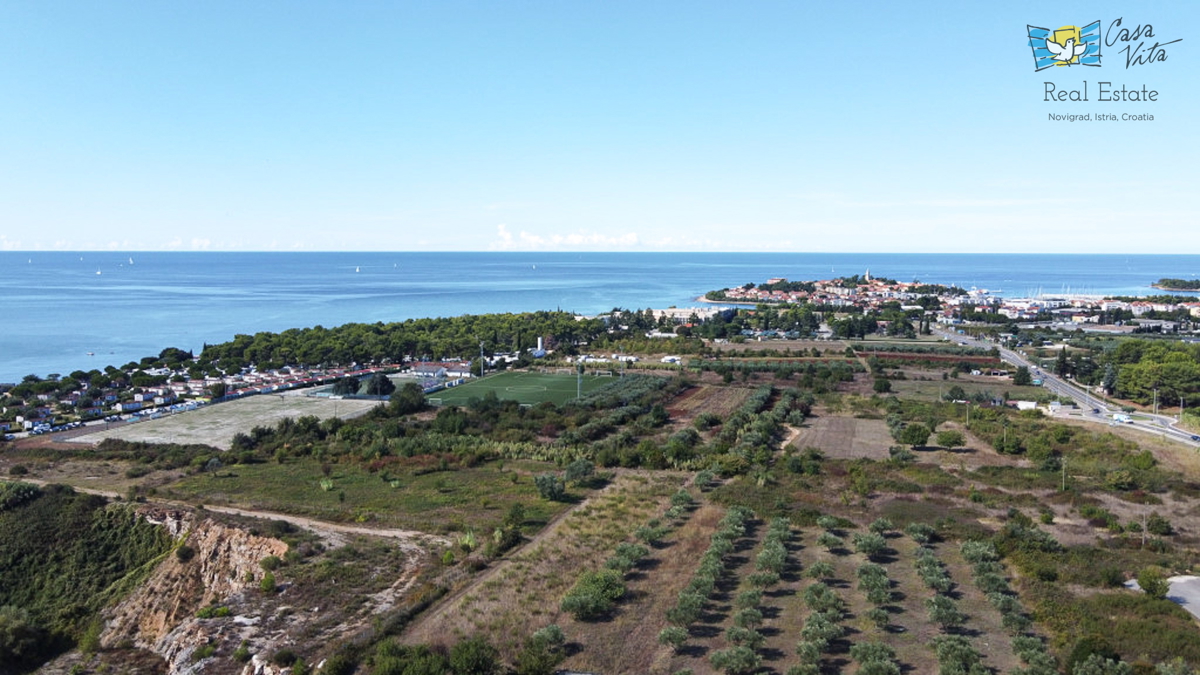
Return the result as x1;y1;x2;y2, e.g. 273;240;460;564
792;415;892;460
64;394;379;450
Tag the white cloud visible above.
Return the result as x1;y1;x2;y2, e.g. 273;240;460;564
0;235;20;250
512;229;640;250
490;223;515;250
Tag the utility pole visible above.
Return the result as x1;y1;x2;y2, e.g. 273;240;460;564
1061;456;1067;492
1154;387;1158;416
479;341;485;379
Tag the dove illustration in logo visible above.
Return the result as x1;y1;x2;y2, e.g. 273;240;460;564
1045;36;1087;63
1027;21;1101;71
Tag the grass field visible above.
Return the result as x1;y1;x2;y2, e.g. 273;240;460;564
430;370;614;406
161;458;571;533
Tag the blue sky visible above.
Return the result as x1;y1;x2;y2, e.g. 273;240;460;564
0;1;1194;253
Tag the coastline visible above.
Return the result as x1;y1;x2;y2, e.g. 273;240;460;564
1151;285;1200;293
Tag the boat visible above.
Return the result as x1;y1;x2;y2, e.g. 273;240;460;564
356;266;360;273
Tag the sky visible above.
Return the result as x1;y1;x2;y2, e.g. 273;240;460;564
0;1;1195;253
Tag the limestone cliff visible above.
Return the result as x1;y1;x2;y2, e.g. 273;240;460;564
100;508;289;675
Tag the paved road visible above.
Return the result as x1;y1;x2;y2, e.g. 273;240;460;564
933;329;1200;448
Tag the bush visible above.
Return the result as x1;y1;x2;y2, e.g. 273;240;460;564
450;635;499;675
232;641;252;664
260;555;282;571
560;569;625;620
175;544;196;562
1137;567;1170;600
260;571;277;593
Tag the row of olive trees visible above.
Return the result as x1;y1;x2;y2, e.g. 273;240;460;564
660;506;755;651
958;540;1058;674
707;516;797;675
563;486;699;622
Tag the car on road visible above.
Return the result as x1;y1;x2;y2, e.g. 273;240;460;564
1192;435;1200;442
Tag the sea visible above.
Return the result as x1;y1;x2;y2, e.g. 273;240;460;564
4;251;1200;383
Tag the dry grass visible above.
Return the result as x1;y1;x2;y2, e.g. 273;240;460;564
401;471;688;661
64;393;378;450
561;503;726;675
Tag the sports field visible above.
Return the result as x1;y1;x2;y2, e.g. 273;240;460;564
429;370;613;406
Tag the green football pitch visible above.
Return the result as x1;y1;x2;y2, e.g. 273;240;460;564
428;370;614;406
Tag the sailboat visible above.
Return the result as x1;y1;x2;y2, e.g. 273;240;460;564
356;266;360;273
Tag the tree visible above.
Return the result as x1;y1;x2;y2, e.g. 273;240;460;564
565;459;595;485
389;381;427;415
853;532;888;560
709;645;761;675
534;473;566;501
658;626;688;651
331;376;360;396
1072;654;1132;675
1013;366;1033;386
898;423;931;448
926;595;964;631
873;378;892;394
365;373;395;396
936;430;965;450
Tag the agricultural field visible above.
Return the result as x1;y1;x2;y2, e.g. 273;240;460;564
428;370;613;407
403;471;689;663
667;384;754;423
790;415;895;461
66;393;379;450
707;339;847;354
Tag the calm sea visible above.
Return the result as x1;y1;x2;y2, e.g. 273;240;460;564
3;252;1200;382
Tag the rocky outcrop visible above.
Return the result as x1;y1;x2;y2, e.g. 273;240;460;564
101;509;289;674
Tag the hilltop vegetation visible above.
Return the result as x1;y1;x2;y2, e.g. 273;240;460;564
0;482;172;673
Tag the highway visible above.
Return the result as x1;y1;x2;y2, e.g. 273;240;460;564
933;328;1200;448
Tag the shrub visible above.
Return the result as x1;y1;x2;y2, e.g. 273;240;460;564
232;641;252;664
260;571;277;593
560;569;625;620
260;555;282;571
1137;567;1170;600
450;635;499;675
175;544;196;562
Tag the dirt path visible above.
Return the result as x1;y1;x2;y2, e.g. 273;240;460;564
17;477;448;552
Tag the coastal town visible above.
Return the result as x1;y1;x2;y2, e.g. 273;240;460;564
5;272;1199;439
